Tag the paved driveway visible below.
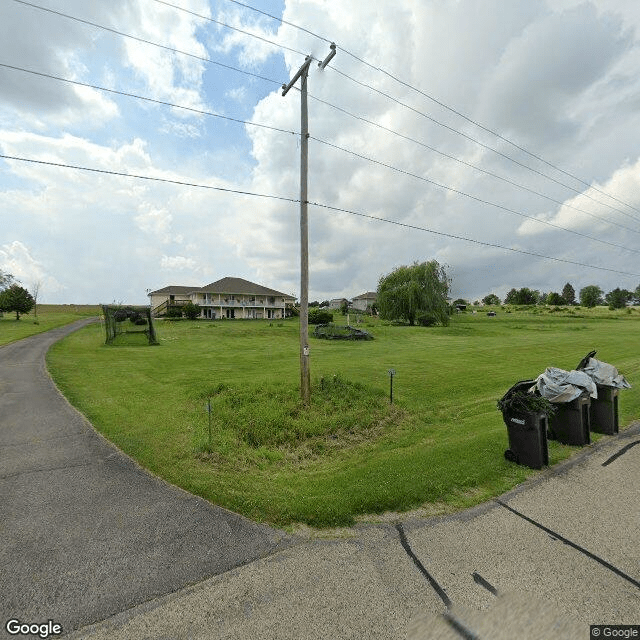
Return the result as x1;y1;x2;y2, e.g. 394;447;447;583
1;321;639;639
0;320;291;637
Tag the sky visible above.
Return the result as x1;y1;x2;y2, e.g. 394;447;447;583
1;0;640;305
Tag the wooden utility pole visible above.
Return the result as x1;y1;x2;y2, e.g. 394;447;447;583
282;44;336;406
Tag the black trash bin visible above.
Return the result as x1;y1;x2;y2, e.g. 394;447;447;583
576;350;619;435
499;380;549;469
548;391;591;446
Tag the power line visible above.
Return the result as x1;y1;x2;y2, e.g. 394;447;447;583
0;63;299;137
223;0;332;45
327;65;640;224
7;59;637;251
310;136;640;254
2;153;638;278
0;154;299;203
306;94;640;236
308;201;640;278
151;0;310;59
335;51;640;217
15;0;637;234
221;0;640;217
10;0;285;88
10;60;639;256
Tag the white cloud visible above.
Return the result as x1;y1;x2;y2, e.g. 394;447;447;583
2;0;640;304
0;241;65;295
160;255;197;270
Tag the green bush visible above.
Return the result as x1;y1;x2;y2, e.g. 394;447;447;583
416;313;438;327
308;308;333;324
183;301;201;320
166;307;183;318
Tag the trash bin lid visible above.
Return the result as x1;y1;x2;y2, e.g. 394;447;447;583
500;379;537;402
576;350;597;371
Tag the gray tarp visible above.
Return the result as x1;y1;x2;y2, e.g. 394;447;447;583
580;357;631;389
533;367;598;403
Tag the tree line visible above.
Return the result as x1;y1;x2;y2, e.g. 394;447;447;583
479;282;640;309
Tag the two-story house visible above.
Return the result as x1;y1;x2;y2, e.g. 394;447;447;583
351;291;377;311
149;277;296;320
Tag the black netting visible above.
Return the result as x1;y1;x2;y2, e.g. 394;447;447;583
102;305;158;345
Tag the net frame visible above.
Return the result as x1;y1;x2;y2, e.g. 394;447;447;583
102;305;158;345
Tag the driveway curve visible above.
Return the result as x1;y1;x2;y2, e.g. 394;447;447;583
0;320;291;636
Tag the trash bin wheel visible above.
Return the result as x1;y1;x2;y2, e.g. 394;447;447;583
504;449;518;463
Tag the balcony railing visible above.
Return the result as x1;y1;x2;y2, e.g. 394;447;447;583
199;299;282;307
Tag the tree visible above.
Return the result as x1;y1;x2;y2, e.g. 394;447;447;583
504;287;538;305
31;280;42;319
182;301;201;320
546;292;564;305
504;288;518;304
605;288;632;310
377;260;450;326
561;283;576;305
482;294;500;306
340;299;349;315
0;269;14;291
579;285;603;308
0;284;35;320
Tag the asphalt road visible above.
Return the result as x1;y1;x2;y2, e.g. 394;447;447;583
0;320;291;638
1;320;639;639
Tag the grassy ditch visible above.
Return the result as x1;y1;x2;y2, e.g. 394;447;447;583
46;308;640;528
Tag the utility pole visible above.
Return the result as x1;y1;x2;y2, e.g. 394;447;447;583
282;44;336;406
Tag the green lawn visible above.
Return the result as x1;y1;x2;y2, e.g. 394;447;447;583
0;305;101;346
46;306;640;528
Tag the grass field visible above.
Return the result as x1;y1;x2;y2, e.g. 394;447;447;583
46;306;640;529
0;304;101;346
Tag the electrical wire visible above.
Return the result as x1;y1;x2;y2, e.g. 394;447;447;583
0;63;299;137
307;94;640;236
220;0;640;217
2;153;638;278
308;201;640;278
310;135;640;254
10;0;285;88
7;59;637;245
13;0;637;234
327;65;640;224
0;154;299;203
150;0;311;59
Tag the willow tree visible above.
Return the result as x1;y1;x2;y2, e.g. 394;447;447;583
377;260;450;326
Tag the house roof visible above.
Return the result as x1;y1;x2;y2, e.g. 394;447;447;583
150;277;295;299
148;285;200;296
352;291;377;300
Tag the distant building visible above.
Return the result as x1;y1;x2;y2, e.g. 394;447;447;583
149;277;295;320
329;298;349;310
351;291;377;311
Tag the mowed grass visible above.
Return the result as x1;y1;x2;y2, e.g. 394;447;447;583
0;304;101;346
46;307;640;528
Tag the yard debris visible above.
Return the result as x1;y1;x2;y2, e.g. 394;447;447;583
578;356;631;389
533;367;597;403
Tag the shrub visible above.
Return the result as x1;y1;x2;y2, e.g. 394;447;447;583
183;301;201;320
308;308;333;324
416;313;438;326
166;307;183;318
